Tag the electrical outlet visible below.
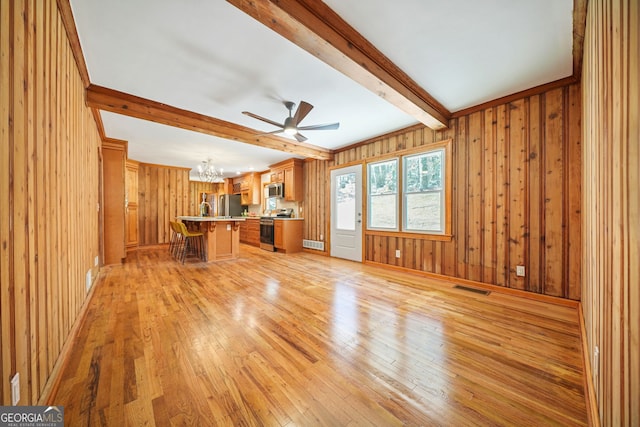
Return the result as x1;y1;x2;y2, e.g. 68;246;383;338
11;373;20;406
395;249;401;258
516;265;525;276
319;234;323;241
594;345;599;377
94;255;99;267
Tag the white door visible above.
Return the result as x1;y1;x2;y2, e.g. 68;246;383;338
330;165;362;262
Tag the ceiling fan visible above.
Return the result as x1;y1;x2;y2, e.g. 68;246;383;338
242;100;339;142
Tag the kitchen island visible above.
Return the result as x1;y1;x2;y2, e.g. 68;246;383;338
177;216;245;262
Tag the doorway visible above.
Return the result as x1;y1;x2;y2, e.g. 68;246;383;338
330;164;363;262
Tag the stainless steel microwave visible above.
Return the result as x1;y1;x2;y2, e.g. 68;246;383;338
267;182;284;198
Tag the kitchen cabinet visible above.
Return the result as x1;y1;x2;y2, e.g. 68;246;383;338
239;217;260;247
234;172;261;205
273;219;303;253
125;160;139;250
269;158;303;201
103;139;127;265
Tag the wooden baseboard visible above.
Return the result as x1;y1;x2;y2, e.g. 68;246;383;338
363;260;579;308
38;270;102;405
302;248;328;256
578;302;601;427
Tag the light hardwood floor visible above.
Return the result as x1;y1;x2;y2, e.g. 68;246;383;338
51;244;588;426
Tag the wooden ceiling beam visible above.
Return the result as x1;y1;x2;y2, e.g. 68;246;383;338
85;85;334;161
227;0;450;130
572;0;588;80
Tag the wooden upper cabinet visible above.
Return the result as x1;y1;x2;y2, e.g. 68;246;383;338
235;172;261;205
270;158;303;201
270;169;284;183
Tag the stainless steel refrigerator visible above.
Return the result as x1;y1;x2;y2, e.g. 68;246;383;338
218;194;242;217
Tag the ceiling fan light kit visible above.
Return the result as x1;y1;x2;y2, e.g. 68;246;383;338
243;100;339;142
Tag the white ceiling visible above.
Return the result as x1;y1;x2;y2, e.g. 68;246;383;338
70;0;573;180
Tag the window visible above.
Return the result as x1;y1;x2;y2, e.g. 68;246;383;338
367;159;398;230
403;149;444;233
366;140;451;237
335;172;357;230
265;197;277;211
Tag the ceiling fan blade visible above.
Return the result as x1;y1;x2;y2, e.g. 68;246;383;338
293;132;308;142
242;111;284;129
297;122;340;131
292;101;314;125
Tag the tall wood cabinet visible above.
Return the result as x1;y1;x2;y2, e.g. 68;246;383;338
125;160;139;250
102;139;127;265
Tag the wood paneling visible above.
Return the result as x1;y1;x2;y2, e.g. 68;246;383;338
581;0;639;425
305;84;582;300
189;180;223;215
0;0;101;404
136;163;190;246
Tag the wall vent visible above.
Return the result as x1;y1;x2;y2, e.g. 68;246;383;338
303;239;325;251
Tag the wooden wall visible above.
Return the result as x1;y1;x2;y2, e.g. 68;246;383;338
304;83;582;300
134;163;224;246
0;0;101;404
189;180;225;215
136;163;190;246
582;0;639;425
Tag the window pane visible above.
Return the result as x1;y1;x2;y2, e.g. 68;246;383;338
336;172;356;230
369;160;397;195
266;197;277;210
370;194;397;228
405;150;443;193
405;193;441;231
368;159;398;230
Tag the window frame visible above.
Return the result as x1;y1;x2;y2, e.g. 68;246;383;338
366;157;399;231
364;139;452;241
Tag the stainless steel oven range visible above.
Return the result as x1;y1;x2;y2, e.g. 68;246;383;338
259;217;275;251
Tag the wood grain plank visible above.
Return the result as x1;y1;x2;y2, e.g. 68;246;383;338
13;0;31;403
508;99;527;290
482;107;496;284
543;88;564;297
495;104;509;287
467;111;483;282
566;83;582;301
455;116;468;279
0;0;12;404
50;245;588;425
528;95;542;293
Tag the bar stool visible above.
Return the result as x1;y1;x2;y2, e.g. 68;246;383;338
169;221;184;258
176;221;205;263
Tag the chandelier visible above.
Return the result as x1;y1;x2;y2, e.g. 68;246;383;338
197;159;224;183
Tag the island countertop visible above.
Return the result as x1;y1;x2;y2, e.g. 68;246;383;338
177;216;244;262
177;216;246;222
